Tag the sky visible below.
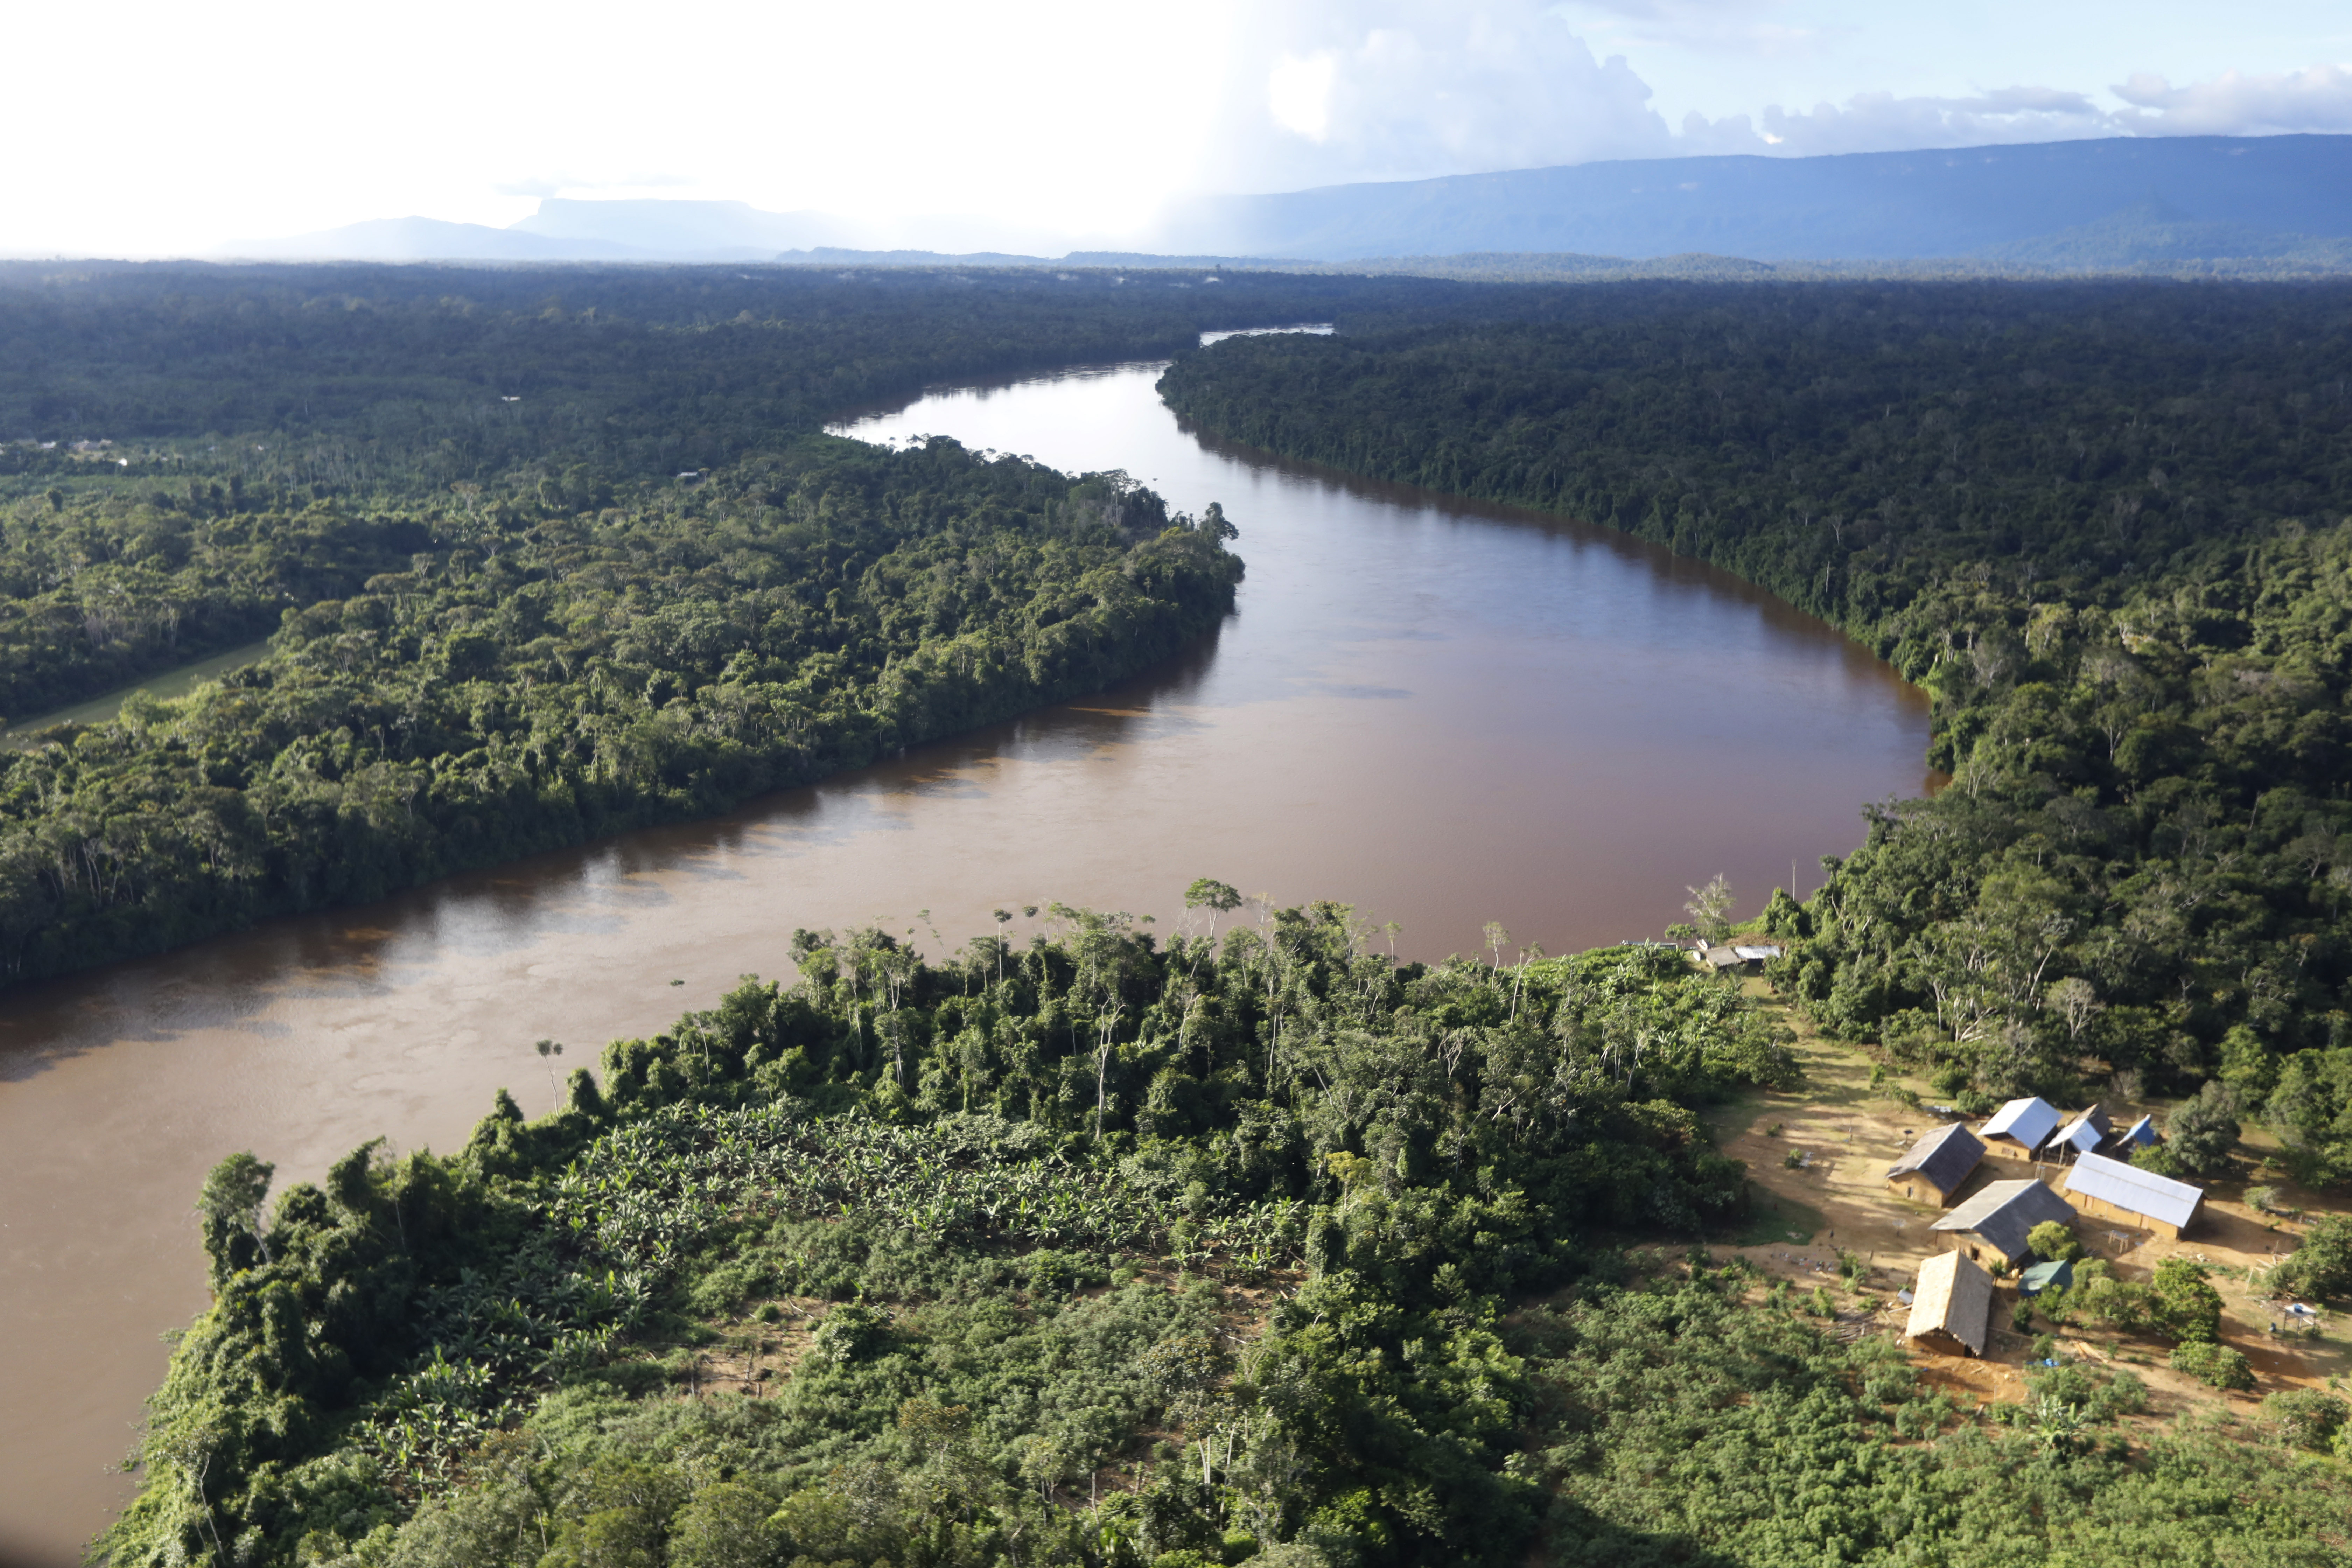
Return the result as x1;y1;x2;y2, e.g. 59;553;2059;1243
7;0;2352;256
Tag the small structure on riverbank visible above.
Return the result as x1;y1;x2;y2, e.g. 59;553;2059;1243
1905;1250;1993;1357
1886;1121;1985;1206
1979;1096;2061;1161
2062;1151;2203;1239
1694;942;1783;972
1932;1178;2078;1267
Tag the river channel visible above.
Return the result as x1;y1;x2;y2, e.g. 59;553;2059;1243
0;348;1933;1564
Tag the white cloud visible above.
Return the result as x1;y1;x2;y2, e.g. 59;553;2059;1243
2110;63;2352;134
1560;0;1842;60
1679;84;2115;157
1669;62;2352;156
490;173;694;199
5;0;2350;258
1192;0;1672;191
1269;54;1341;140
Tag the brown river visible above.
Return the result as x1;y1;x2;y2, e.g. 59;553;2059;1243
0;349;1932;1565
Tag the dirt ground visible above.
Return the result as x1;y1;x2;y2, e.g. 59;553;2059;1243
1703;977;2348;1416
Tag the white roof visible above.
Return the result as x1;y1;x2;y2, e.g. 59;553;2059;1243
1731;945;1783;961
2049;1114;2105;1155
1980;1097;2060;1148
2062;1152;2202;1230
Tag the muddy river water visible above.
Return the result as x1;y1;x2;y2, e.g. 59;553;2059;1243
0;350;1932;1564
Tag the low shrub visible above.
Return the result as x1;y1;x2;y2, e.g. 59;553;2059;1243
2170;1340;2256;1391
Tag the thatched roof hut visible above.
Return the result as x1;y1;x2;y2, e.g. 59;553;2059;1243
1905;1250;1993;1357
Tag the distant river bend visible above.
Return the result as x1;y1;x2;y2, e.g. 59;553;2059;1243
0;345;1932;1567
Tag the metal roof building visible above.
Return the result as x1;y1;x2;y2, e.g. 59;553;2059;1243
2044;1104;2112;1159
2108;1114;2160;1154
1931;1177;2078;1265
2062;1151;2203;1238
1696;943;1783;972
1979;1097;2062;1156
1905;1250;1993;1357
1886;1121;1986;1206
2019;1258;2075;1297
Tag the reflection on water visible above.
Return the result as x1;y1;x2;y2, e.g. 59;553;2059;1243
0;358;1931;1566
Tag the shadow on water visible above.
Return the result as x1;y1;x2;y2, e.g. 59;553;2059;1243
1169;411;1892;679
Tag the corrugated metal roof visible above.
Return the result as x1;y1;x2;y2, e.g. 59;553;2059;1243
2045;1103;2112;1155
2115;1115;2159;1148
1980;1096;2060;1148
2019;1258;2074;1296
2049;1115;2105;1156
2063;1152;2202;1230
1887;1121;1985;1194
1932;1178;2077;1263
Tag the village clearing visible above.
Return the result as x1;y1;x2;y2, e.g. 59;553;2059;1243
597;980;2345;1443
1706;977;2350;1419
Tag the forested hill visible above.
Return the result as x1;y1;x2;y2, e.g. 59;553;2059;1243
0;263;1472;990
1160;281;2352;1183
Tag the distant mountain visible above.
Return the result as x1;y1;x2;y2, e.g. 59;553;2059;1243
1989;196;2352;271
218;202;852;264
769;247;1289;271
509;198;851;257
1158;135;2352;264
216;216;653;262
217;136;2352;273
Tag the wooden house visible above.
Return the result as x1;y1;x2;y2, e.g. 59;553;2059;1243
1930;1177;2078;1267
1905;1251;1993;1357
1885;1121;1985;1206
2061;1151;2202;1239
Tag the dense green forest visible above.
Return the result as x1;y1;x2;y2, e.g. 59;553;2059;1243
0;262;1451;722
0;263;1486;987
104;899;2351;1568
0;436;1238;986
1160;281;2352;1185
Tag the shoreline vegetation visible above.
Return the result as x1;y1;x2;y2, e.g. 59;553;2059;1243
0;262;1470;993
0;433;1241;989
1161;279;2352;1187
104;902;2352;1567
